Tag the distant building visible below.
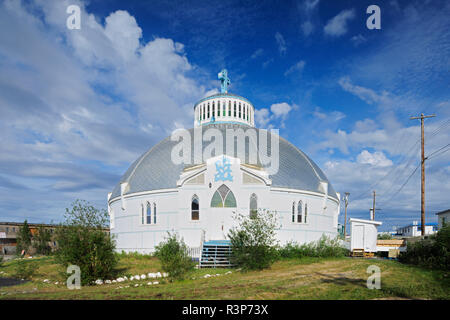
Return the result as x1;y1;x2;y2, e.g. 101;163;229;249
396;221;437;237
436;209;450;230
0;221;109;255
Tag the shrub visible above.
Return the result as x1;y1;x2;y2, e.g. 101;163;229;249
228;209;279;271
54;200;118;285
154;233;195;280
279;235;348;259
14;259;36;280
399;225;450;270
0;254;3;267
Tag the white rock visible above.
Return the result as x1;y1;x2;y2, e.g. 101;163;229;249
134;275;141;280
130;276;134;281
116;277;124;282
54;282;59;285
147;282;153;285
140;274;146;279
95;279;103;285
112;280;117;283
152;281;159;285
134;284;139;287
156;272;162;278
162;272;169;277
43;279;49;283
123;276;128;281
203;274;211;278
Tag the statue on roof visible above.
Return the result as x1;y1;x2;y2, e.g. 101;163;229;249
218;69;230;94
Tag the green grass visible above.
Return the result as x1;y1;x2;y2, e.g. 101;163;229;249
0;255;448;300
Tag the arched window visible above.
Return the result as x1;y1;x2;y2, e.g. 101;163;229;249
210;184;237;208
297;201;303;223
212;101;215;118
141;204;145;224
250;194;258;219
153;203;157;224
238;103;241;118
228;101;231;116
292;202;296;223
191;195;199;220
146;202;152;224
207;102;210;118
304;203;307;223
222;101;226;116
234;101;237;117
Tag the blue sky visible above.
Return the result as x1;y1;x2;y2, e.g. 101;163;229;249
0;0;449;231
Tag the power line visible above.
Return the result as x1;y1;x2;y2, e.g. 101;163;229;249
380;162;420;207
428;146;450;161
427;143;450;159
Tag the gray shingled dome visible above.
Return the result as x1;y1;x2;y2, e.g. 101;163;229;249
111;123;337;199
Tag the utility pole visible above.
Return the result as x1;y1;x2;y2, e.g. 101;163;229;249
344;192;350;237
372;190;376;220
410;113;436;236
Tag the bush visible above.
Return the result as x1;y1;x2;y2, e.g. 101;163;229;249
14;259;36;280
0;254;3;267
279;235;348;259
228;209;279;271
154;233;195;280
54;200;118;285
399;225;450;270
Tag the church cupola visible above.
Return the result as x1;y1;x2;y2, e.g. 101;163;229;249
194;69;255;127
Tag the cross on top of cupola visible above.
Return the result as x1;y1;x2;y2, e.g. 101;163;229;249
218;69;230;94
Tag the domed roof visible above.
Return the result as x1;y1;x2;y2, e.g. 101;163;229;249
110;123;337;200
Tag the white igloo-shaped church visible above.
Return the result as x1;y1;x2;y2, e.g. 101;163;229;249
108;70;340;255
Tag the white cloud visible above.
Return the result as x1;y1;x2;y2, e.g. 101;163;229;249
254;108;271;127
275;32;287;55
255;102;297;127
357;150;393;167
250;48;263;59
284;60;306;76
324;9;355;37
270;103;292;118
298;0;320;37
350;34;367;47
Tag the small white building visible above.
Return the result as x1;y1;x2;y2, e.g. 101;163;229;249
349;218;382;253
436;209;450;230
396;221;437;237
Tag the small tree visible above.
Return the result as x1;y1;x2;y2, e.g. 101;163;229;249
34;226;52;255
54;200;118;285
154;233;196;281
16;220;32;255
228;209;279;271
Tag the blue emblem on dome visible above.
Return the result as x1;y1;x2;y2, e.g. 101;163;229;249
214;157;233;182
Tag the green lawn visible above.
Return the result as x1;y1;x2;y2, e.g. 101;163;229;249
0;255;448;300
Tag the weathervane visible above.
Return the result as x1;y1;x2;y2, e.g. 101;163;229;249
218;69;230;94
